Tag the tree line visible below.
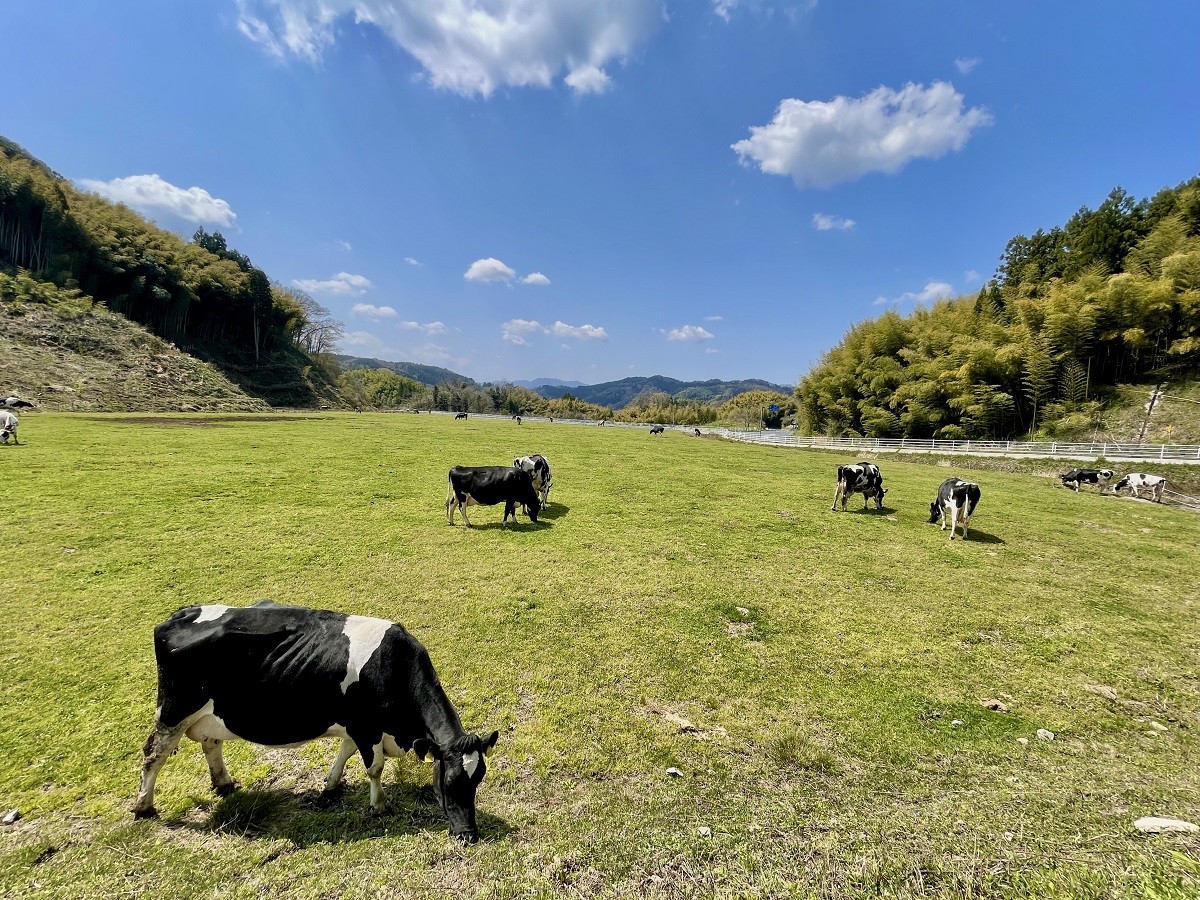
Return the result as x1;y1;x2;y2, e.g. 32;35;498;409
798;178;1200;439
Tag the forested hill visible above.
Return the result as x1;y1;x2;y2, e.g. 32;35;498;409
537;375;791;409
0;136;343;407
799;178;1200;440
334;354;474;387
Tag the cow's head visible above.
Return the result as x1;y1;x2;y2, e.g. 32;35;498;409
414;731;499;842
928;500;941;523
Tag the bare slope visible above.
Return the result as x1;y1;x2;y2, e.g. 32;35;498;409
0;302;266;411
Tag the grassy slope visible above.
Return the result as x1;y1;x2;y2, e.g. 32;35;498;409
0;303;266;412
0;415;1197;898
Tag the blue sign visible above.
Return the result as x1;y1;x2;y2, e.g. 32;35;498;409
768;404;780;413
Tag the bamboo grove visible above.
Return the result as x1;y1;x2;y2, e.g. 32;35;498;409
0;137;340;404
798;179;1200;439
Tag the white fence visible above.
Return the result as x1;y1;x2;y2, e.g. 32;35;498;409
716;430;1200;464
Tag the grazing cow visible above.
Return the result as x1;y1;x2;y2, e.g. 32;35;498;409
454;412;468;420
831;462;887;511
1060;468;1114;492
446;466;541;527
515;416;522;425
132;601;499;842
1112;472;1167;502
693;428;701;437
0;411;18;444
513;454;552;509
649;426;665;435
2;396;33;409
928;478;982;541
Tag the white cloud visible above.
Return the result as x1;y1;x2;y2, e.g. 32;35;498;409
353;303;397;317
704;315;724;321
465;258;518;283
400;320;448;335
522;272;551;286
78;174;237;227
339;330;397;356
236;0;663;97
955;57;981;74
812;212;855;231
732;81;992;188
404;257;424;267
502;318;607;345
665;324;715;342
964;269;981;283
337;239;353;251
294;272;373;294
564;65;611;95
550;321;607;340
501;319;543;345
704;347;720;354
874;280;954;306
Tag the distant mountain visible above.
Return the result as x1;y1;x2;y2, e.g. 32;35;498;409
511;377;585;389
534;375;793;409
334;355;475;387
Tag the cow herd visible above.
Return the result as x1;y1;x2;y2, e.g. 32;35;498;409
132;419;1178;843
1060;467;1168;502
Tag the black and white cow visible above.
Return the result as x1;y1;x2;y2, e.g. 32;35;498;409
132;601;499;842
649;426;665;435
2;396;33;409
513;454;552;509
0;410;18;444
446;465;541;527
1112;472;1167;502
928;478;982;541
454;412;468;420
831;461;887;511
1060;468;1114;492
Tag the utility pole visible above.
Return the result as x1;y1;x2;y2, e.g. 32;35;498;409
1137;383;1165;442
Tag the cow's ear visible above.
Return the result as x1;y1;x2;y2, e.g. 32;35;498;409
480;731;499;754
413;738;443;761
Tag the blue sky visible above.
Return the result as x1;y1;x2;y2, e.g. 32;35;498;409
3;2;1197;386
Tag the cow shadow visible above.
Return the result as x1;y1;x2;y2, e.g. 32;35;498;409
465;519;551;532
163;782;514;846
961;529;1004;544
537;502;570;521
845;505;894;515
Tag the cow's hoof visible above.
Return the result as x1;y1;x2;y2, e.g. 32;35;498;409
214;782;237;797
132;805;158;819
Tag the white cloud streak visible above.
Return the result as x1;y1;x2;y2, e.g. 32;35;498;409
79;174;237;227
502;318;607;345
812;212;855;231
955;57;981;74
236;0;663;97
400;320;448;335
353;303;397;317
294;272;373;294
732;81;992;188
522;272;551;286
665;324;715;342
874;280;954;306
404;257;424;267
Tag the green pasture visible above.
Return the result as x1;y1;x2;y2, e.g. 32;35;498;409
1;413;1198;898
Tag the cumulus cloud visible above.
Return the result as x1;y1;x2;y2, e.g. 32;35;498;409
665;324;715;342
522;272;551;286
502;318;607;345
236;0;663;97
812;212;855;231
294;272;373;294
955;57;981;74
874;280;954;306
78;174;237;227
464;258;518;283
352;303;397;317
732;81;992;188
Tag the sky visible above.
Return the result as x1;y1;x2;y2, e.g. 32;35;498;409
2;2;1197;387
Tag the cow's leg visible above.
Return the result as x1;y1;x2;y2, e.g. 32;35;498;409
133;720;190;817
446;494;457;525
960;511;970;542
458;499;474;528
324;736;357;792
831;483;843;511
946;501;957;540
201;738;236;796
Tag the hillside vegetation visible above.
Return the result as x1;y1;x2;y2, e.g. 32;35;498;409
1;414;1197;898
800;179;1200;440
0;136;341;408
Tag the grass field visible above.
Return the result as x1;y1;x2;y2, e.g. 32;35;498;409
1;413;1198;899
